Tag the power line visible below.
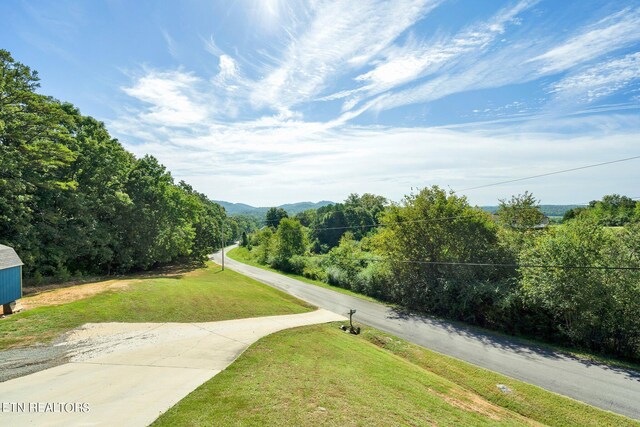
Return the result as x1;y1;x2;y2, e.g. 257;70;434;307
313;254;640;271
458;155;640;192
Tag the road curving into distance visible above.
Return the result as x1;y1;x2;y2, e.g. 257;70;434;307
213;245;640;421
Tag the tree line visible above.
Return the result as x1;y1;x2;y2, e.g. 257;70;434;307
239;189;640;361
0;50;254;283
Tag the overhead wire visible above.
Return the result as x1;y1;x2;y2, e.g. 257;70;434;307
241;156;640;271
457;155;640;191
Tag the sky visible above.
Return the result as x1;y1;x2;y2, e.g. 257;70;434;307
1;0;639;206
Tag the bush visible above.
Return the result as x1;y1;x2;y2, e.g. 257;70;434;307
326;266;350;289
302;257;327;281
288;255;308;275
354;262;392;299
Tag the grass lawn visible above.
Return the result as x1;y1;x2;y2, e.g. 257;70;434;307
153;323;637;427
228;247;383;304
0;263;313;350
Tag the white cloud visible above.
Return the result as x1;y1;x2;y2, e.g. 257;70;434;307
352;0;535;97
218;54;238;80
111;3;640;206
354;7;640;117
116;116;640;206
122;70;209;127
552;52;640;102
531;8;640;73
250;0;440;110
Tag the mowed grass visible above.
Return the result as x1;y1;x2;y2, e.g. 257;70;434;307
153;323;637;427
0;263;313;350
228;247;382;304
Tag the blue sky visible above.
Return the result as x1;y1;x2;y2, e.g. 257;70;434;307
1;0;639;206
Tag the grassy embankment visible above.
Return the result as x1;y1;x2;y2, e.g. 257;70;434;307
0;263;313;350
154;322;637;427
228;246;640;372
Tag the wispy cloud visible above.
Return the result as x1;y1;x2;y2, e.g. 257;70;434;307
552;52;640;103
250;0;440;110
346;0;536;106
531;8;640;73
111;1;640;205
162;29;179;59
352;6;640;117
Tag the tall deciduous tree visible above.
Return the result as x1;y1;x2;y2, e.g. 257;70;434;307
373;186;513;324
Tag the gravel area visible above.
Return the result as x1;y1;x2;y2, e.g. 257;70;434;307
0;341;69;383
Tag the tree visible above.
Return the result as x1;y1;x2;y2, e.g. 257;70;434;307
372;186;513;324
496;192;546;230
0;49;227;281
270;218;307;271
265;207;288;228
520;217;640;358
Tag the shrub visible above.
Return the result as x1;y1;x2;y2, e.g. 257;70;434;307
288;255;308;275
354;262;392;299
326;266;350;289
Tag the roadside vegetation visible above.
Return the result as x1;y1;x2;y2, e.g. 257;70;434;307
236;190;640;362
0;263;312;350
154;323;637;427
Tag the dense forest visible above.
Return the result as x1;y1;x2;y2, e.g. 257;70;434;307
239;190;640;361
0;50;257;283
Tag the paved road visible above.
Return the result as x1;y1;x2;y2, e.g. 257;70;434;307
0;310;343;426
214;247;640;421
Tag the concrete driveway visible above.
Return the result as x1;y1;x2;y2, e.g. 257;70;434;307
0;309;344;426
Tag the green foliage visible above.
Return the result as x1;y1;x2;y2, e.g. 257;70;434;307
563;194;638;226
309;193;387;252
520;218;640;357
0;49;226;281
293;209;316;227
269;218;307;271
372;186;513;324
325;232;368;289
353;262;392;299
301;256;327;281
265;207;288;228
240;231;249;247
252;228;274;264
496;191;547;230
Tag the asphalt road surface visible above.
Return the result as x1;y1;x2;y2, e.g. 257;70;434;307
213;246;640;421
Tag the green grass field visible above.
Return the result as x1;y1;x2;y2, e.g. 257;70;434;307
0;263;313;350
153;323;637;427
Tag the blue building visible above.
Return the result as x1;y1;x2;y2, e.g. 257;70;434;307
0;244;23;314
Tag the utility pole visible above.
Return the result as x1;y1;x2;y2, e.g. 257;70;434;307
221;218;225;271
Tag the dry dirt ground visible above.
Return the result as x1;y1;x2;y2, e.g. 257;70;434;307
1;264;201;315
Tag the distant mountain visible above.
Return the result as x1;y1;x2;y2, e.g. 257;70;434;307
215;200;334;216
481;205;585;217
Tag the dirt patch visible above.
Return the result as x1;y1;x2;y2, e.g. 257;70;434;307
2;263;211;314
430;387;541;425
18;279;136;311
